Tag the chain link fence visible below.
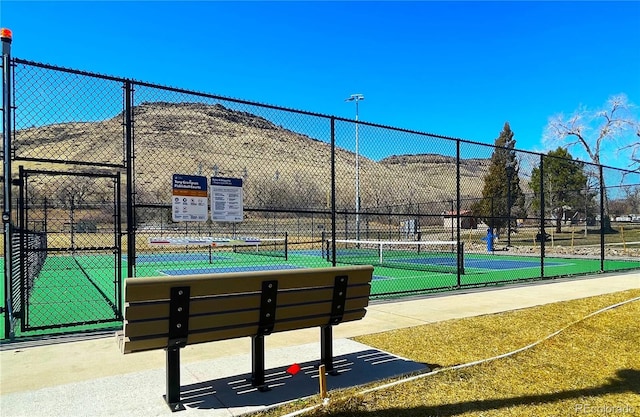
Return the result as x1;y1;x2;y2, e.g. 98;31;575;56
2;57;639;337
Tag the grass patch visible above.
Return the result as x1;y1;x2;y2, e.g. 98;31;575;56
252;289;640;416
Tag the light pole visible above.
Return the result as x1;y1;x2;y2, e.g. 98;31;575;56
345;93;364;241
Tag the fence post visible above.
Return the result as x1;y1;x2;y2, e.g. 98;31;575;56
599;165;605;272
330;117;336;266
456;140;462;287
115;172;123;316
2;28;14;339
539;154;545;278
124;81;135;278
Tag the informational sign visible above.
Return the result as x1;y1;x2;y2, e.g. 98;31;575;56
172;174;208;222
210;177;244;222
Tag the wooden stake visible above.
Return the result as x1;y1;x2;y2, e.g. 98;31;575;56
318;364;328;399
571;230;574;249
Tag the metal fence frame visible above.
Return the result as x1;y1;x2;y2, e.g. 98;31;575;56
2;50;639;338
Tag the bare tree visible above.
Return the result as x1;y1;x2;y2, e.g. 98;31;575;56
54;177;96;209
543;94;640;231
544;94;638;166
621;123;640;168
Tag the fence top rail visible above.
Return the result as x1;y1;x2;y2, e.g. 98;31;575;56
10;57;639;175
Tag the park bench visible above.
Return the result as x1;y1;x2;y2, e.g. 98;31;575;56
116;265;374;411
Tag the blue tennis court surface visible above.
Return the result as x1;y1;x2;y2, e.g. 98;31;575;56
373;275;393;281
293;250;323;257
465;258;568;270
161;264;301;275
342;256;568;271
388;257;456;266
292;250;569;271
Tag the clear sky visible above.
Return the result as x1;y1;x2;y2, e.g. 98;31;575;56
1;1;639;163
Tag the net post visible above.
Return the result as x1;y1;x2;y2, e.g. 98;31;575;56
284;232;288;261
326;238;329;262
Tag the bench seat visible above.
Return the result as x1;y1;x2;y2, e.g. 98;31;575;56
117;265;374;411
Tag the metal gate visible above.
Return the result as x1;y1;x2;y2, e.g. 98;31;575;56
15;168;122;331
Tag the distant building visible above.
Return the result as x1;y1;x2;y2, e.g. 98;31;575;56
443;210;477;230
400;219;418;239
615;215;632;222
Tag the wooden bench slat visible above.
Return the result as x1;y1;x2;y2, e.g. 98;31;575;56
271;309;367;332
120;324;257;353
278;284;370;306
124;266;374;302
124;293;262;321
123;297;369;339
275;298;369;321
124;310;259;338
124;284;371;321
120;309;367;353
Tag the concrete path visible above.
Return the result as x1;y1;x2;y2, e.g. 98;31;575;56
0;271;638;416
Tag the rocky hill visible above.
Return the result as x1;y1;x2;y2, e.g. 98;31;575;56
13;102;489;211
380;153;489;171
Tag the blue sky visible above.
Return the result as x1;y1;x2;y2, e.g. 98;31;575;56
1;1;639;164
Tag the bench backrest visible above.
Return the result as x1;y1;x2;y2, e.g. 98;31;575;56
120;265;374;353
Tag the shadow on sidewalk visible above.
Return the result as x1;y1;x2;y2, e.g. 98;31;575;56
180;348;428;412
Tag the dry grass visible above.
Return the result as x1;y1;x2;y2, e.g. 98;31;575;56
252;289;640;416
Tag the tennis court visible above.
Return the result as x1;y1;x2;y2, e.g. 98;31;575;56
2;237;639;338
131;244;639;299
62;240;640;292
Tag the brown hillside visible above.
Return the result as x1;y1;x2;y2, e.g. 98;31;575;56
12;102;488;211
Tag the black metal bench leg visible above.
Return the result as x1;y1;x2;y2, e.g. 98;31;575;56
164;346;185;411
251;334;270;391
321;325;339;376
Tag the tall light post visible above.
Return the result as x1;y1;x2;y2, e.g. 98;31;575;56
345;93;364;241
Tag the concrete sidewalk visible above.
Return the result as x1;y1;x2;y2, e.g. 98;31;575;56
0;271;638;416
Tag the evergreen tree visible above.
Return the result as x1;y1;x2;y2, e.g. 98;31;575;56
530;147;588;233
471;122;525;236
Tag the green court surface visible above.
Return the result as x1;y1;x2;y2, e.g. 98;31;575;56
1;248;639;339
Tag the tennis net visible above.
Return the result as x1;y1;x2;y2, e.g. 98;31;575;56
324;239;464;274
231;237;288;260
148;235;289;261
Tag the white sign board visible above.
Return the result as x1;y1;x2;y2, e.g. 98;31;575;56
210;177;244;222
172;174;208;222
